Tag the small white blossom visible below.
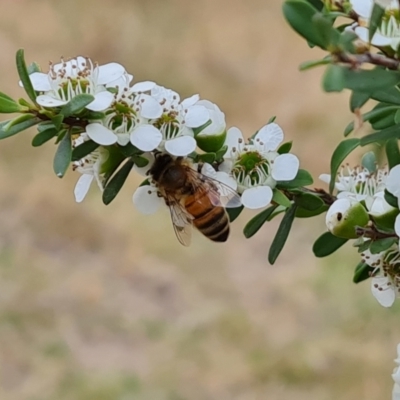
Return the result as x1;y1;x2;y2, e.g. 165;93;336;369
349;0;400;50
72;136;109;202
220;123;299;209
195;100;226;137
29;56;126;111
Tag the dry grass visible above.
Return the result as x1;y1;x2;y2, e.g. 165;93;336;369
0;1;397;399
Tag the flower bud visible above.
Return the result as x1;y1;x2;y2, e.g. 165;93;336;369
326;198;369;239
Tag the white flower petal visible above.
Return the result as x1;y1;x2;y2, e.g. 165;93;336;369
371;276;396;307
255;123;284;152
131;81;156;92
184;105;209;128
241;186;273;209
132;185;163;214
116;133;130;146
130;125;162;151
272;154;299;181
29;72;51;91
395;214;400;237
74;174;94;203
181;94;200;108
350;0;373;18
219;160;234;174
215;171;237;191
86;91;114;111
86;123;118;145
97;62;125;85
371;32;393;47
224;127;244;155
165;136;197;156
319;173;331;184
133;152;155;176
36;95;68;107
354;26;370;43
387;165;400;197
201;162;217;179
139;94;163;119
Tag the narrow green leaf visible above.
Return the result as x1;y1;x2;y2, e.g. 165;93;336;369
371;111;396;130
3;113;36;131
283;1;327;49
197;152;216;164
350;91;370;112
305;0;323;11
103;159;134;205
312;13;340;48
370;237;397;254
268;116;276;123
277;169;313;189
268;204;297;265
52;114;64;131
343;68;400;92
0;116;40;140
272;189;292;208
244;205;278;238
227;205;244;222
369;3;385;42
353;262;374;284
32;127;58;147
53;131;72;178
277;141;293;154
0;92;22;113
295;204;328;218
192;119;212;136
322;64;345;92
360;123;400;146
71;140;99;161
215;145;228;161
361;151;376;173
60;94;95;117
132;155;149;168
372;87;400;105
295;192;324;211
356;239;371;253
329;138;360;193
386;138;400;169
312;231;348;257
16;49;37;103
119;143;141;157
299;57;331;71
385;190;398;208
344;121;354;137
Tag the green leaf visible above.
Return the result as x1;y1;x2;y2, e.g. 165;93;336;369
102;147;126;184
312;13;340;48
32;127;58;147
16;49;37;103
27;61;41;74
132;155;149;168
119;143;141;157
360;123;400;146
370;237;397;254
0;92;22;113
0;116;40;140
385;190;398;208
329;138;360;193
244;205;278;238
60;94;95;117
386;138;400;169
338;30;357;52
361;151;376;173
268;116;277;123
102;159;134;205
343;121;354;137
323;64;345;92
356;239;371;253
71;140;99;161
192;119;212;136
295;192;324;211
53;131;72;178
371;111;396;130
306;0;323;11
369;3;385;42
277;141;293;154
215;145;228;161
52;114;64;131
283;1;327;49
277;169;313;189
268;204;297;264
295;204;328;218
312;231;348;257
3;113;36;131
353;262;374;284
372;87;400;105
272;189;292;208
343;68;400;92
227;205;244;222
299;57;332;71
350;91;370;112
84;110;105;120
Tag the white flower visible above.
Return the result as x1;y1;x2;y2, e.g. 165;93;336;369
220;123;299;209
29;56;126;111
195;100;226;137
363;247;400;307
72;138;109;202
132;162;236;214
129;85;210;157
393;344;400;400
85;75;162;146
350;0;400;50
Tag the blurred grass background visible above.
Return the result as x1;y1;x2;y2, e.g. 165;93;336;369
0;1;397;399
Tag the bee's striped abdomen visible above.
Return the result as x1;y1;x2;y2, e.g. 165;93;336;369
185;188;230;242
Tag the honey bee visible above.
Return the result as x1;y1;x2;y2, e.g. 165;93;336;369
148;152;242;246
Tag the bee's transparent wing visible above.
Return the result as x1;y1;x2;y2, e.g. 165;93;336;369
168;200;193;246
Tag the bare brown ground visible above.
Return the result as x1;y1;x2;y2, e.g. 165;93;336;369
0;1;397;399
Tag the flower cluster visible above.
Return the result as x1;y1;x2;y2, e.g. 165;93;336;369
17;55;302;245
